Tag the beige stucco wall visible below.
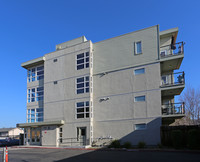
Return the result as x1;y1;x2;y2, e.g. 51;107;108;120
8;128;24;136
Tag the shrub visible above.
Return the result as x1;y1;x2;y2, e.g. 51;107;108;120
157;143;163;149
109;140;121;148
123;141;132;149
137;141;146;148
171;130;183;149
188;129;200;149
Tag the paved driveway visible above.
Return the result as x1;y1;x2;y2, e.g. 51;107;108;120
0;148;200;162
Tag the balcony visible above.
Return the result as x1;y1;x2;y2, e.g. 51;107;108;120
160;42;184;58
162;102;185;116
161;72;185;96
160;42;184;72
162;102;185;125
161;71;185;87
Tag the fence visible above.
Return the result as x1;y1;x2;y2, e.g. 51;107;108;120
161;125;200;148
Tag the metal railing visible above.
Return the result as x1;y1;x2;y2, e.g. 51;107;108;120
162;102;185;115
58;137;85;146
161;71;185;87
160;42;184;58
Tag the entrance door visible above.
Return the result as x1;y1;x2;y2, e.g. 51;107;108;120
31;128;41;145
77;127;86;146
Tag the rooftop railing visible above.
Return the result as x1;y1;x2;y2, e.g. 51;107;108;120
160;42;184;58
162;102;185;116
161;71;185;87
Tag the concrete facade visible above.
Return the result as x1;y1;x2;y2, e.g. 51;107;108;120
17;25;185;147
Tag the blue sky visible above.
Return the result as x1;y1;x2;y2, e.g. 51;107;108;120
0;0;199;128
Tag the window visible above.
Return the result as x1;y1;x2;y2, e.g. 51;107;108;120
27;65;44;82
161;75;169;85
76;101;89;119
135;95;145;102
27;87;44;103
134;68;145;75
76;52;89;70
76;76;89;94
135;41;142;54
59;127;63;143
135;123;147;130
160;50;167;57
27;108;44;123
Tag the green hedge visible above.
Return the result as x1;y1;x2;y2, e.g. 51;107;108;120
108;140;121;148
161;126;200;149
188;129;200;149
171;130;183;149
123;141;132;149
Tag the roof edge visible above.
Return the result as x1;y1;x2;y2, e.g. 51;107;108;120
21;56;45;69
16;120;65;128
160;27;178;37
94;25;159;44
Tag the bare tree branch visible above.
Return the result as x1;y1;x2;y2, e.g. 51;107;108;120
178;86;200;125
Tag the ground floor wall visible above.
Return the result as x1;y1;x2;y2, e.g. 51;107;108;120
41;126;58;146
24;122;92;147
59;122;91;146
93;117;162;146
24;117;161;146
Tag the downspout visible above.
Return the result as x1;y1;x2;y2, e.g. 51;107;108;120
157;25;160;60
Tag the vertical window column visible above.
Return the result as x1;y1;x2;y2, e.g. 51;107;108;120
76;101;90;119
27;108;44;123
27;65;44;82
76;76;89;94
27;87;44;103
76;52;89;70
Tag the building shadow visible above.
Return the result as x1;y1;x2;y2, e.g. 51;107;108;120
54;147;200;162
55;118;164;162
119;117;161;146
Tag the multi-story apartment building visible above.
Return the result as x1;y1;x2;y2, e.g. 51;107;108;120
17;25;185;146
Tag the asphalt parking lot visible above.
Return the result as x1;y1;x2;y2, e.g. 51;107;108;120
0;148;200;162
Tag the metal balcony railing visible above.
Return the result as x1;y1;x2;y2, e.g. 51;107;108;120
161;72;185;87
160;42;184;58
162;102;185;116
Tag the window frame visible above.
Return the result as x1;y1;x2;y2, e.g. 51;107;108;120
135;41;142;55
27;86;44;103
76;76;90;94
27;108;44;123
135;123;147;130
134;68;145;75
27;65;44;83
76;101;90;119
160;50;167;57
76;52;90;70
161;75;169;85
134;95;146;102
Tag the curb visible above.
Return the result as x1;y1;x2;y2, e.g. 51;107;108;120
11;146;200;154
11;146;97;151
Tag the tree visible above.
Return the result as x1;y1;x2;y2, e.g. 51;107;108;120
179;86;200;125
